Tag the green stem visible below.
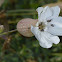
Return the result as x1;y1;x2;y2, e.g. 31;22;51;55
0;29;17;36
6;9;35;13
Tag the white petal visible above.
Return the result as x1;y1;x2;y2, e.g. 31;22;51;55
38;6;52;22
47;17;62;36
50;36;60;44
36;7;43;17
31;26;60;48
51;6;60;17
47;6;60;20
31;26;52;48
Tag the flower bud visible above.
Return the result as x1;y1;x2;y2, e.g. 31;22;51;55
17;18;38;37
0;25;4;33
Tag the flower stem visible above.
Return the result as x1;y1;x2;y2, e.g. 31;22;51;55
0;29;17;36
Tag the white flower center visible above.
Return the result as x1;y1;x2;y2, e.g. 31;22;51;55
38;22;46;31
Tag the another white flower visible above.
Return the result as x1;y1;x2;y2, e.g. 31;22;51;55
31;6;62;48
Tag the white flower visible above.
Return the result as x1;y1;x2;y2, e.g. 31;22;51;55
31;6;62;48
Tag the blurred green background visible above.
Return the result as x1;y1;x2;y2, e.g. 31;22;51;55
0;0;62;62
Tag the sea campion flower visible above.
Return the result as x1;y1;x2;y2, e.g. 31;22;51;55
31;6;62;48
